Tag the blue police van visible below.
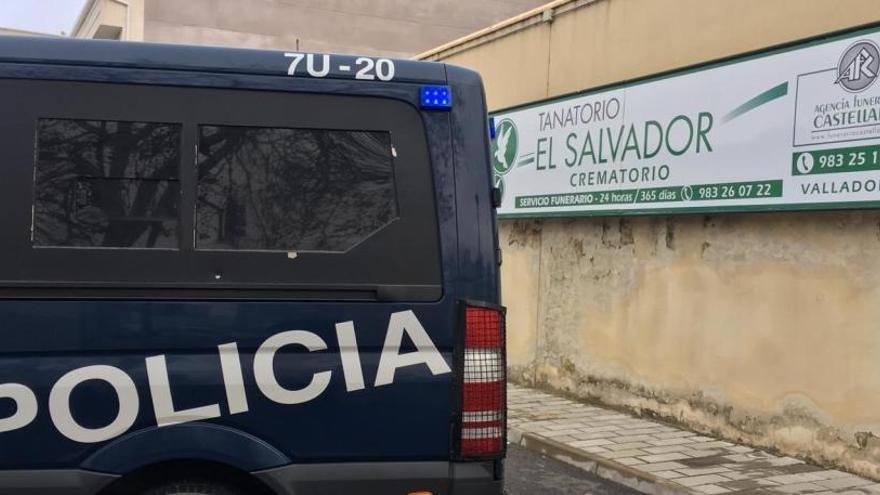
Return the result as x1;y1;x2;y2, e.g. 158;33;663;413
0;37;504;495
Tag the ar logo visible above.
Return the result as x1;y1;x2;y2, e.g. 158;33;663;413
836;40;880;93
491;119;518;176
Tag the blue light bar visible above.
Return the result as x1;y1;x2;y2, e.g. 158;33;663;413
420;85;452;110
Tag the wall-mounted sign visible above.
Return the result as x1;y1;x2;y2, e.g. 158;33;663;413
492;25;880;218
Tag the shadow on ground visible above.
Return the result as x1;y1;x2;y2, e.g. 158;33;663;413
506;443;641;495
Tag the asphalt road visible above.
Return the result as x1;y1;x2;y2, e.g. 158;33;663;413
504;444;640;495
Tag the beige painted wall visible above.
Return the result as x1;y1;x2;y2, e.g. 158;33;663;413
72;0;548;56
424;0;880;478
72;0;145;41
140;0;548;57
428;0;880;111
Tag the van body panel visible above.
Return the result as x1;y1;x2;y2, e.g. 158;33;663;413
0;37;501;495
81;422;291;473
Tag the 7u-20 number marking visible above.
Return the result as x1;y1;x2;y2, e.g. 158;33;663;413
284;52;395;81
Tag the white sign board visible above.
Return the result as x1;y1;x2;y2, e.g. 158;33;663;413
491;25;880;217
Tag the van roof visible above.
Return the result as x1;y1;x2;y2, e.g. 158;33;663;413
0;36;448;84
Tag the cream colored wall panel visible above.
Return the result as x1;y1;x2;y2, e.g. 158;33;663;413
430;0;880;478
443;23;552;111
547;0;880;96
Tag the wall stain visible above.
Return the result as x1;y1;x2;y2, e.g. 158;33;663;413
572;238;586;258
507;219;543;247
601;221;615;248
501;211;880;480
665;218;676;250
514;365;880;480
619;219;634;246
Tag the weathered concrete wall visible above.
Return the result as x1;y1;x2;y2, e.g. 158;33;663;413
140;0;548;57
72;0;145;41
505;212;880;478
423;0;880;110
422;0;880;479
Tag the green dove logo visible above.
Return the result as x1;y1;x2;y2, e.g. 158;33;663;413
492;119;518;176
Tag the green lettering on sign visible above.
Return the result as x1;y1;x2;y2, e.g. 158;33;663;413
792;145;880;176
689;180;783;201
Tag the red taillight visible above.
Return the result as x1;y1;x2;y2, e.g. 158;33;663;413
459;304;506;458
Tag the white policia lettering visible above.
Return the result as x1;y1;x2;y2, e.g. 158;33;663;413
0;310;449;443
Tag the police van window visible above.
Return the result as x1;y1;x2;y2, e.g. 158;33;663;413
0;79;440;299
32;119;181;249
196;126;397;252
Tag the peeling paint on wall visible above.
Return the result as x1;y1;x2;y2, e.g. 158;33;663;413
424;0;880;478
501;211;880;479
